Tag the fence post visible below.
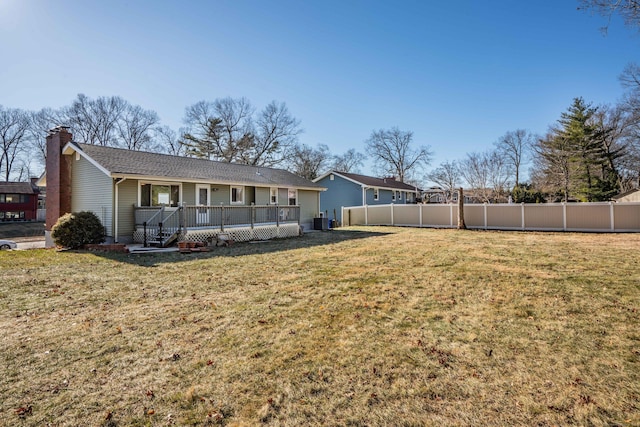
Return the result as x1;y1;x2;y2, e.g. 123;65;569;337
450;203;454;228
610;201;615;231
484;203;488;230
180;203;186;236
365;205;368;225
521;203;525;231
419;204;423;227
391;204;394;226
562;202;567;231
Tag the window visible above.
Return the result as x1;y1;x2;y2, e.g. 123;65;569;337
140;183;180;207
1;211;25;220
330;174;334;181
288;189;297;206
270;188;278;204
396;191;401;201
392;191;396;201
373;188;379;201
231;186;244;204
0;194;27;203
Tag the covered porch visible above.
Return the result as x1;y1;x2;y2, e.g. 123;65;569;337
133;204;301;247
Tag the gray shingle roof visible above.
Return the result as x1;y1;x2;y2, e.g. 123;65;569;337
76;143;324;190
333;171;420;191
0;182;39;194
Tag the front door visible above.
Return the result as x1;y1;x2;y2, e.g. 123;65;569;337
196;184;210;225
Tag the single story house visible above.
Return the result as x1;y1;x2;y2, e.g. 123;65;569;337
612;188;640;203
312;171;420;223
41;127;325;247
0;180;40;221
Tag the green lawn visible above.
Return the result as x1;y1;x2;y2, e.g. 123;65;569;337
0;227;638;426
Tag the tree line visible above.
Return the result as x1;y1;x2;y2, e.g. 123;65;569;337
2;1;637;201
0;95;368;182
428;65;640;204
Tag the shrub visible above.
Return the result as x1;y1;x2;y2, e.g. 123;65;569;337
51;211;106;249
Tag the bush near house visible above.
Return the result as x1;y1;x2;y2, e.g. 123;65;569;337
51;211;106;249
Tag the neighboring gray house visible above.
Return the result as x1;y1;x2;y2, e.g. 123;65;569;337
313;171;420;223
41;127;325;246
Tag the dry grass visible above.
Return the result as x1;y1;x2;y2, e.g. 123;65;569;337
0;227;638;426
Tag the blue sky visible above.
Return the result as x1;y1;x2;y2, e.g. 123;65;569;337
1;0;638;180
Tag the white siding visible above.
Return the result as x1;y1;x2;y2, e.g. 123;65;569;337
71;154;114;236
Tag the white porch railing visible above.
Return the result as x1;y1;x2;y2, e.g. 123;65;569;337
134;205;300;232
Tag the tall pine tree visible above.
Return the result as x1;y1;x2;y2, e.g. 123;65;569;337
535;98;618;201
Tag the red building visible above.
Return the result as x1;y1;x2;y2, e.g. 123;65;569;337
0;181;40;221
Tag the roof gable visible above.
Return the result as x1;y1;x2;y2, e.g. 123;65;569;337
68;144;325;190
315;170;420;192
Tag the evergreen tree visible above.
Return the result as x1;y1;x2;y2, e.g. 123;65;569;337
534;98;617;201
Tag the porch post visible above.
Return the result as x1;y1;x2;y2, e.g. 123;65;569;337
276;203;280;227
182;202;187;233
221;204;225;232
251;203;255;229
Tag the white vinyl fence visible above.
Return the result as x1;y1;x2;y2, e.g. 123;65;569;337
342;202;640;232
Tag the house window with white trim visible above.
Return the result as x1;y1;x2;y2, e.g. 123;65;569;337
140;183;180;207
231;186;244;204
288;188;297;206
392;191;396;201
373;188;379;201
270;188;278;204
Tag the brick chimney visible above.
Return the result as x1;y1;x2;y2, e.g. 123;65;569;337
45;126;73;246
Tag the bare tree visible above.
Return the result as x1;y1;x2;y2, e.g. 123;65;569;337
460;151;510;203
181;98;302;166
214;97;255;163
616;103;640;189
63;94;128;146
365;127;431;183
620;62;640;90
426;160;461;203
155;125;185;156
253;101;301;167
117;104;160;151
0;106;30;181
495;129;535;187
27;108;61;166
289;144;331;180
579;0;640;32
532;131;574;202
332;148;366;173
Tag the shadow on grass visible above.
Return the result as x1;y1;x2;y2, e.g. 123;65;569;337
91;229;391;266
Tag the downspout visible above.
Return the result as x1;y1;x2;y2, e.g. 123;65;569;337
114;178;127;243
